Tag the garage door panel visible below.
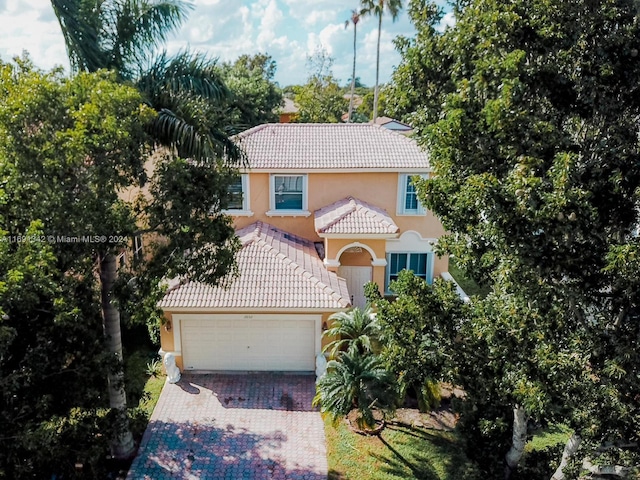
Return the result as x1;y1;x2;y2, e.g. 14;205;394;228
181;315;316;371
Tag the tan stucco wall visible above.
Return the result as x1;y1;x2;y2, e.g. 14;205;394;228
320;312;334;352
233;172;446;242
325;238;387;263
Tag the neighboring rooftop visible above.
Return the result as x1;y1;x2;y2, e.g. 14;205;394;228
373;116;414;134
233;123;429;170
279;97;299;114
315;196;399;236
159;222;350;310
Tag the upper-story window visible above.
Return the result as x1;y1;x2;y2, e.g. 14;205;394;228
224;174;252;216
397;174;427;215
133;234;144;261
268;174;310;216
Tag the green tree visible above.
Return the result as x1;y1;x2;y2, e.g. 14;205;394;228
313;350;397;430
375;271;468;412
50;0;241;457
217;53;283;130
323;305;380;357
0;60;239;474
292;49;348;123
360;0;403;122
394;0;640;476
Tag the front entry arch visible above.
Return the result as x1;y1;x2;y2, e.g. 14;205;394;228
337;266;372;308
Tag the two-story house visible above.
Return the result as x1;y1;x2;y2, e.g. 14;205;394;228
158;123;447;373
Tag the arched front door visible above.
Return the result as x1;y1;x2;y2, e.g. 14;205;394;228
337;266;372;308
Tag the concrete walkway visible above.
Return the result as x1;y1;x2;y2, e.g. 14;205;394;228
127;373;327;480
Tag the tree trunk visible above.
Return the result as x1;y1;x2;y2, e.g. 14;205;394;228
504;406;528;479
348;22;357;123
372;14;382;123
550;433;581;480
100;253;135;459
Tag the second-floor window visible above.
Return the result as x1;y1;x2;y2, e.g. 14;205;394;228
271;174;307;211
225;174;250;213
398;174;426;215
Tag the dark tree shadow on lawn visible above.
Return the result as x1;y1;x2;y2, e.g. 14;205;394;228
128;418;324;480
372;422;473;480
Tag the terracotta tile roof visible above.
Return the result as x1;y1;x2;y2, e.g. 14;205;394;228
233;123;429;170
159;222;350;310
314;196;399;236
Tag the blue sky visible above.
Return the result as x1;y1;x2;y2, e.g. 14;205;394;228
0;0;452;87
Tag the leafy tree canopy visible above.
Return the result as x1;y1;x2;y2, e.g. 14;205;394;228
0;58;239;478
390;0;640;476
217;53;283;130
292;49;348;123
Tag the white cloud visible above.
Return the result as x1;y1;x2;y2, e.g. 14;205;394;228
0;6;68;71
0;0;420;86
435;11;456;32
256;0;284;49
303;9;334;27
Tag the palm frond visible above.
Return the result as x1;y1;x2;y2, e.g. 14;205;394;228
51;0;192;76
150;108;242;165
137;51;229;104
51;0;106;72
111;0;192;76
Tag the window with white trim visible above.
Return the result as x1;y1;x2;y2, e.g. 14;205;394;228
133;234;144;261
386;252;434;291
225;174;249;212
398;174;426;215
270;174;307;212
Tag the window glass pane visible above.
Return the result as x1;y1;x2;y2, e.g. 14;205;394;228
409;253;428;278
275;175;303;210
404;176;418;211
228;176;244;209
389;253;407;282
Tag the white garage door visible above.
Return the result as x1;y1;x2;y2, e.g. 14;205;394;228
180;314;318;371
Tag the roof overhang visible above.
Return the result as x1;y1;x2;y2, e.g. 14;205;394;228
318;233;400;240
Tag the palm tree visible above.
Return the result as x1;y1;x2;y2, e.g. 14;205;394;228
360;0;403;122
313;351;397;430
51;0;241;163
345;9;362;123
50;0;240;459
323;305;380;358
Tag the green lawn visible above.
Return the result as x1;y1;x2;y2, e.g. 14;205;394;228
447;259;491;298
325;416;476;480
122;327;166;436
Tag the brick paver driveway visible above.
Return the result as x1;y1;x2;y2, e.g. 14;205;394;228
127;373;327;480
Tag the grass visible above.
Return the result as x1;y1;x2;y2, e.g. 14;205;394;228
447;259;491;298
325;416;476;480
121;325;166;435
527;424;571;452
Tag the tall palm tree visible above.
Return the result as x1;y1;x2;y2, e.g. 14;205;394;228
345;9;362;123
360;0;403;122
323;305;380;357
51;0;241;163
50;0;240;459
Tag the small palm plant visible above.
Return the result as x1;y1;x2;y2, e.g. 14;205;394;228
323;304;380;357
313;350;397;431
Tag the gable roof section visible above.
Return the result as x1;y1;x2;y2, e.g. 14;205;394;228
374;116;414;132
233;123;429;170
159;222;350;310
315;196;399;236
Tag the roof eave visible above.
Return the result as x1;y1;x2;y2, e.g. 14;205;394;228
317;233;400;239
